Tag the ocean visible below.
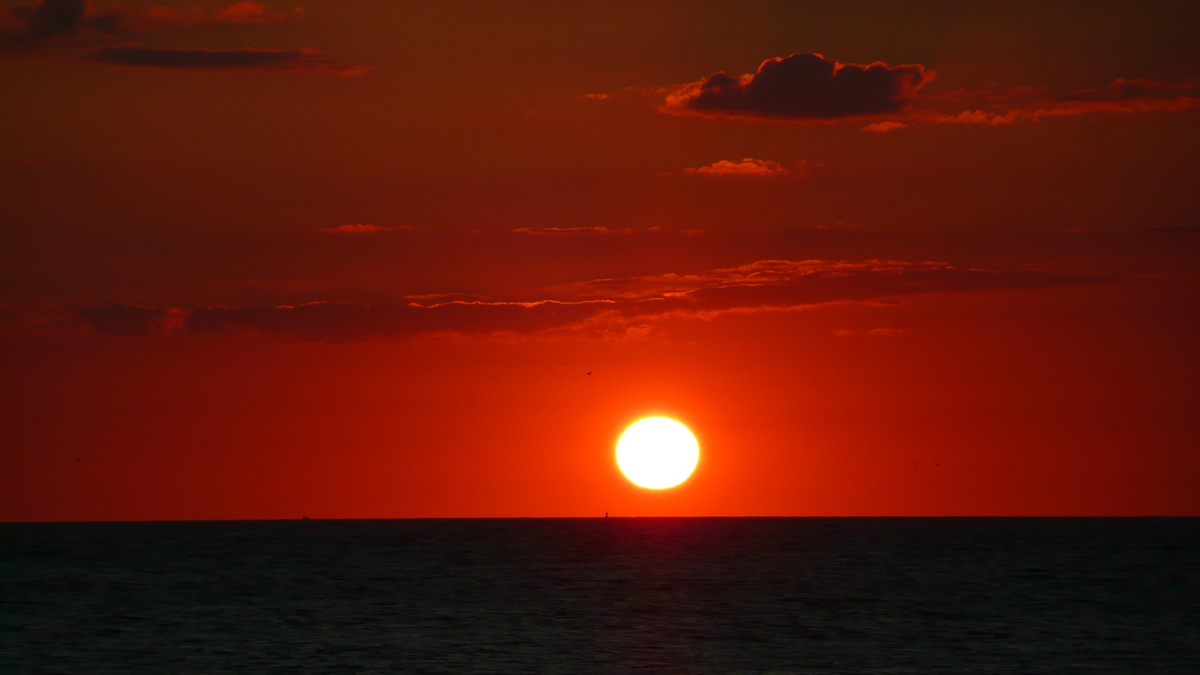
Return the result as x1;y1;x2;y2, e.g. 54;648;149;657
2;518;1197;674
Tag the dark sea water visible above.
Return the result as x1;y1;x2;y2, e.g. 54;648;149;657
2;518;1197;674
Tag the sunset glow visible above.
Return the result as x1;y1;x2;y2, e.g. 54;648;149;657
0;1;1197;520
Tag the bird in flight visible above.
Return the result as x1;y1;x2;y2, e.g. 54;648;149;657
587;371;592;375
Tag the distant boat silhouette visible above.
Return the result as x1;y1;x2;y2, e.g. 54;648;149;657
302;516;311;521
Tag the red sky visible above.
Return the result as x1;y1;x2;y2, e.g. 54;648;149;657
2;0;1198;520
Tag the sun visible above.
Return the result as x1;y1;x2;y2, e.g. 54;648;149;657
616;417;699;489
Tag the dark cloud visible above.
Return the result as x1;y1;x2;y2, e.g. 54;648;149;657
2;1;327;69
2;0;293;47
2;0;87;47
662;53;933;121
1;0;167;48
40;260;1101;343
85;46;368;75
20;0;85;36
77;304;170;337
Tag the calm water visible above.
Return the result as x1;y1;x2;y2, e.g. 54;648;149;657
2;518;1197;674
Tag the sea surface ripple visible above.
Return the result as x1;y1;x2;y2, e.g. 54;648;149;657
2;517;1197;674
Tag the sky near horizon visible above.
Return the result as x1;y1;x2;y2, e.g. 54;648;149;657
2;0;1198;520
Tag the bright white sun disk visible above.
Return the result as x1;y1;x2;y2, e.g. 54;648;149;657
616;417;699;489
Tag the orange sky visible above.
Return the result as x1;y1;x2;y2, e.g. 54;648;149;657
2;0;1198;519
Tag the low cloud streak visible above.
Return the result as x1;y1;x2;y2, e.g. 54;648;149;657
86;46;366;75
923;79;1200;125
39;260;1103;343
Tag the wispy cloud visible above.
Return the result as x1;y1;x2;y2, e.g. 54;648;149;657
512;227;632;235
683;158;794;177
319;224;422;233
862;121;908;132
834;327;903;337
212;1;288;25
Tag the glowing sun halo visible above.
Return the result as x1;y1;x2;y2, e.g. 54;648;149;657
616;417;699;489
